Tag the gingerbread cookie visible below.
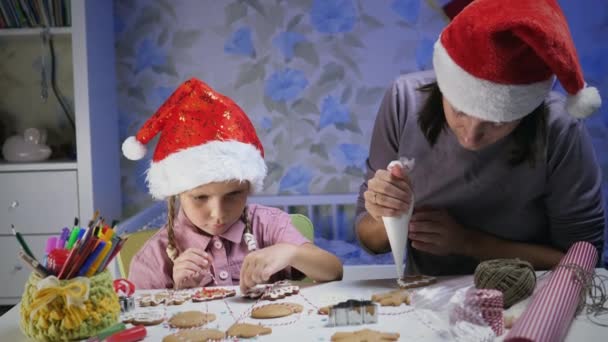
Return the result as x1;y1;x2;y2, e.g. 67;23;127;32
318;306;331;315
138;292;168;306
162;329;225;342
397;275;437;289
168;311;216;328
251;302;303;319
123;310;165;326
167;292;191;305
192;287;236;302
331;329;400;341
371;289;411;306
243;280;299;300
226;323;272;338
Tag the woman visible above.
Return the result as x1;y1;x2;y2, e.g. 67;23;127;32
355;0;604;276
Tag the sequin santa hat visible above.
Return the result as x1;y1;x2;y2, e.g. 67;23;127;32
122;78;266;199
433;0;601;122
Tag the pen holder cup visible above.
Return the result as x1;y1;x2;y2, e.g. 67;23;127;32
19;270;120;342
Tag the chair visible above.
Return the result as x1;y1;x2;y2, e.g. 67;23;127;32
116;213;315;278
290;213;314;242
117;228;160;279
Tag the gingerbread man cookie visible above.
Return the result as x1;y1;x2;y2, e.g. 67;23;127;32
138;292;168;306
371;289;411;306
243;280;299;300
251;302;303;319
162;329;225;342
138;291;190;306
397;275;437;289
192;287;236;302
331;329;400;341
168;311;216;328
226;323;272;338
122;310;165;326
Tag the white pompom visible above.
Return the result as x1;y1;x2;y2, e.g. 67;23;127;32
122;136;147;160
566;86;602;118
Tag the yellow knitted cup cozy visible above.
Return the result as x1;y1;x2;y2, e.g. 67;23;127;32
19;270;120;342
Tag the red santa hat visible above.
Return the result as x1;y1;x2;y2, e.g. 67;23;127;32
433;0;601;122
122;78;266;199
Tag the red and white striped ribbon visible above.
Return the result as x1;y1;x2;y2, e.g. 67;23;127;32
505;241;598;342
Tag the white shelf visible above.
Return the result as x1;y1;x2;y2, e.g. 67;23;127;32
0;27;71;37
0;160;77;172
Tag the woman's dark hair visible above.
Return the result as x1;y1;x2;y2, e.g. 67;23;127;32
416;82;547;167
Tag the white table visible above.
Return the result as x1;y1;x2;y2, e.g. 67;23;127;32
1;270;606;341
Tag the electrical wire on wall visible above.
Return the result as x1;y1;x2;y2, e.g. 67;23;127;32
39;27;76;159
40;28;75;131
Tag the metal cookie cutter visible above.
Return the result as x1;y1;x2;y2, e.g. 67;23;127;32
119;295;135;313
327;300;378;327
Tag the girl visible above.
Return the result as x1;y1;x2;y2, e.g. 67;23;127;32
122;78;343;290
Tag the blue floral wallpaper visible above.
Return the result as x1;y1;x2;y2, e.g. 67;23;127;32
114;0;608;254
115;0;449;215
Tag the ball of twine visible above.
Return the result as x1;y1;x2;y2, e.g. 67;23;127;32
474;259;536;308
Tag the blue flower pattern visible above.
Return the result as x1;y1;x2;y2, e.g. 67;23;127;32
319;96;350;129
391;0;420;25
260;117;273;130
134;39;167;74
279;165;313;194
416;38;434;70
273;31;306;61
152;86;175;108
113;1;607;263
310;0;356;34
335;144;369;170
224;27;256;58
265;69;309;102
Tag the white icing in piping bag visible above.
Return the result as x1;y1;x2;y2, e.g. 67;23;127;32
382;157;415;280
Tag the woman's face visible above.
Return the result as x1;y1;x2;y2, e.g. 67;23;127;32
179;180;250;236
442;96;521;151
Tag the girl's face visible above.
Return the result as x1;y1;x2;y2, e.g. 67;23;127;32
179;180;250;236
442;96;521;151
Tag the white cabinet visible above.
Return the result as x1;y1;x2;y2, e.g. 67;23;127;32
0;1;120;304
0;169;78;234
0;235;53;304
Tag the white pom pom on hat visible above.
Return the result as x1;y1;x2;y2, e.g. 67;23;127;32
566;86;602;119
121;136;147;161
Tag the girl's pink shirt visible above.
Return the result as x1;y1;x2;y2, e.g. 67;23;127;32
128;204;310;289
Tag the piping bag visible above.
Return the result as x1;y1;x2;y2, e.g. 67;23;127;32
381;157;415;281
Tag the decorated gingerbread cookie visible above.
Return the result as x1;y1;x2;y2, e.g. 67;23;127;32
168;311;216;329
331;329;400;341
122;310;165;326
226;323;272;338
251;302;303;319
138;292;168;307
192;287;236;302
243;280;299;300
371;290;411;307
162;329;225;342
138;291;191;306
397;275;437;289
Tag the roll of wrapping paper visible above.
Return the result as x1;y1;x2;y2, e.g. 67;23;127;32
505;241;598;342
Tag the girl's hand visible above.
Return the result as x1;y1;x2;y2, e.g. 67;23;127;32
409;208;471;256
364;164;414;221
172;248;214;289
239;244;297;293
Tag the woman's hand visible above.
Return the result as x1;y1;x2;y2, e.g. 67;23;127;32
172;248;214;289
239;243;297;293
364;164;414;221
409;208;471;256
